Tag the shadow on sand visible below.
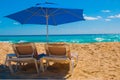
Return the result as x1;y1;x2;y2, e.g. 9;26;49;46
0;63;71;79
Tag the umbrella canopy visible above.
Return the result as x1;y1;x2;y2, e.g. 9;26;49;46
5;3;85;42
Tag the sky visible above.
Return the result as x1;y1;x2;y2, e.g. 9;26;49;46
0;0;120;35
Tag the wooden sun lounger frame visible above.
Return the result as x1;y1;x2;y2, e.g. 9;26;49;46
6;43;39;74
41;43;78;74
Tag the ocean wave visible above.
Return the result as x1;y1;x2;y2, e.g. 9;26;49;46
0;40;29;43
113;39;119;42
70;40;80;43
95;38;104;42
18;40;28;43
0;41;12;43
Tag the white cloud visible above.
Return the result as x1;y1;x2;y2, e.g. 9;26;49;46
108;14;120;19
101;10;111;13
84;15;102;20
108;16;115;18
13;22;19;25
105;19;111;21
97;16;102;19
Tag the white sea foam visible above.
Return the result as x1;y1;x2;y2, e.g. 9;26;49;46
0;41;12;43
18;40;28;43
95;38;104;42
59;40;66;42
113;39;119;42
71;40;79;43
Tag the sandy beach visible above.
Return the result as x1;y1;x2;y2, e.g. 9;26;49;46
0;42;120;80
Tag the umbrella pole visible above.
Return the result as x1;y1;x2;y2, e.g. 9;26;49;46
46;16;49;43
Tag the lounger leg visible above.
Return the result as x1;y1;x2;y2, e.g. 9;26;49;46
45;60;49;70
15;62;20;71
7;61;14;74
69;60;74;75
4;55;8;68
4;54;14;67
34;60;39;74
40;58;44;72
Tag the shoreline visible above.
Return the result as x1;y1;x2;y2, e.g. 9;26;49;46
0;42;120;79
0;41;120;44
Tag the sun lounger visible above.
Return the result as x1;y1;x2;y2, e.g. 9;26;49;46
41;43;78;74
6;43;39;74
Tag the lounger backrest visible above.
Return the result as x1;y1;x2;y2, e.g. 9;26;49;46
45;44;71;58
48;46;66;56
12;43;38;59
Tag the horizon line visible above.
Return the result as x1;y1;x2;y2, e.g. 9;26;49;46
0;33;120;36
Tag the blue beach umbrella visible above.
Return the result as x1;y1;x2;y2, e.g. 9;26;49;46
5;2;85;42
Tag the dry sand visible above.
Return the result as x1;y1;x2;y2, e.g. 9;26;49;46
0;42;120;80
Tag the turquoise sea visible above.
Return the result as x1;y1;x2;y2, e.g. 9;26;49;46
0;34;120;43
